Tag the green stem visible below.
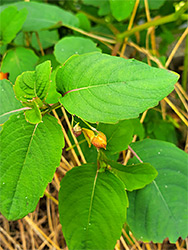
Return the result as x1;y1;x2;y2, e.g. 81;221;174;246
80;118;98;132
42;102;62;115
78;10;106;25
117;2;188;41
62;24;116;44
182;32;188;91
66;139;86;151
181;14;188;20
78;10;119;35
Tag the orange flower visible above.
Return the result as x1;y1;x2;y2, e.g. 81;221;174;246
0;72;9;80
82;128;107;150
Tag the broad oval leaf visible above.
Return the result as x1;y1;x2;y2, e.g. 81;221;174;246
108;160;158;191
76;13;91;32
56;52;179;123
1;47;39;83
54;36;101;64
127;139;188;242
0;6;27;45
0;79;22;128
59;164;128;250
110;0;136;21
0;113;64;220
0;2;79;31
14;60;51;102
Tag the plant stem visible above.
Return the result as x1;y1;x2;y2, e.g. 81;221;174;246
42;102;62;115
66;139;86;151
80;117;98;132
182;31;188;91
61;107;87;163
63;24;116;44
128;145;143;163
165;27;188;68
35;32;45;56
117;2;188;41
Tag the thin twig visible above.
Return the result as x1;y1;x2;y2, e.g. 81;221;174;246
24;216;62;250
52;109;81;166
176;82;188;100
0;226;22;250
129;232;143;250
174;85;188;112
122;228;134;246
120;0;140;57
165;27;188;68
0;233;15;250
63;24;116;44
61;155;72;170
18;220;27;250
120;235;130;250
117;2;188;40
44;190;58;205
164;97;188;127
182;32;188;91
127;41;164;68
35;32;45;56
61;107;86;164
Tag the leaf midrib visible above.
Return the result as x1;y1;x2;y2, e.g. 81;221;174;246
63;76;173;96
7;123;38;217
152;180;180;235
85;169;99;246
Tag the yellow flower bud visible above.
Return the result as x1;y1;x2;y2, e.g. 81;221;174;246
82;128;107;150
91;131;107;150
82;128;95;148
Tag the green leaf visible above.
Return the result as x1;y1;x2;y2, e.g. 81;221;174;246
54;36;101;64
14;60;51;103
109;0;136;21
131;118;145;139
144;110;177;144
45;69;61;104
98;0;111;16
0;113;64;220
82;0;111;16
98;119;134;154
76;13;91;32
24;100;42;124
127;139;188;242
140;0;166;10
56;52;179;123
14;30;59;51
0;2;79;31
108;160;158;191
38;54;59;70
1;47;39;83
0;6;27;45
0;44;7;55
0;79;22;128
82;0;99;7
59;164;128;250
